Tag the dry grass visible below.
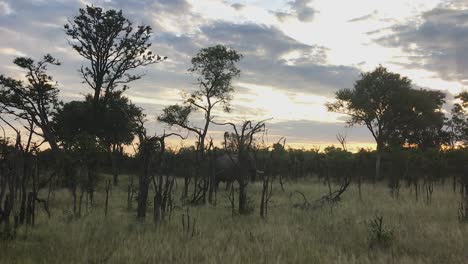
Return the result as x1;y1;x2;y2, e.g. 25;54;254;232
1;175;467;264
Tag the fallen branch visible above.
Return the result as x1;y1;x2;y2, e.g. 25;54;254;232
291;178;351;210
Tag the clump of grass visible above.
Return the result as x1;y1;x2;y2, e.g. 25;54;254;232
367;214;395;249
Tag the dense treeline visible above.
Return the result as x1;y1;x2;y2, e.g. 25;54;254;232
0;5;467;242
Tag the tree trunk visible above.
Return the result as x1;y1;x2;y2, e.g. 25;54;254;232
137;152;151;220
137;174;149;220
72;187;77;216
111;146;119;186
238;183;248;214
358;174;363;201
153;194;161;223
375;146;382;183
182;175;189;200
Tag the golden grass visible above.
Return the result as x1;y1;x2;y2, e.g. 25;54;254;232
1;175;467;264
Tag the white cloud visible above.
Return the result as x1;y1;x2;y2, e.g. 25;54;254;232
0;1;13;15
0;0;463;146
0;47;26;57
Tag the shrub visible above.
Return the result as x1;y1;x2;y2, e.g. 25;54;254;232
367;215;395;249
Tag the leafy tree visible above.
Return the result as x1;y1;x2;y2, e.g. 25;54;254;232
450;91;468;146
64;5;165;109
158;45;242;157
393;89;448;150
54;92;142;184
0;55;61;151
326;66;446;180
98;91;143;185
53;100;94;151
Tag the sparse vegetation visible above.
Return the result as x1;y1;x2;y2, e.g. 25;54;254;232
0;176;467;263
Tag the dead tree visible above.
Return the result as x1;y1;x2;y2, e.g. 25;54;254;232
292;177;351;210
152;134;181;223
336;131;348;151
181;207;199;238
213;119;267;214
260;171;273;219
0;121;51;238
104;179;111;217
136;116;184;221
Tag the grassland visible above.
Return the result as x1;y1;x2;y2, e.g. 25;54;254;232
1;175;467;264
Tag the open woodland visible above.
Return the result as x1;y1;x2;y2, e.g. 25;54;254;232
1;5;468;264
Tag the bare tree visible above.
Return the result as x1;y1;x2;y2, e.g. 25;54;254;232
336;130;348;151
135;117;184;221
214;119;266;214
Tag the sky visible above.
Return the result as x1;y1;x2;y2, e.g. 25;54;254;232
0;0;467;151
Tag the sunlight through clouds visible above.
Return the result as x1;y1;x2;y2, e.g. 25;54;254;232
232;82;343;123
0;0;466;148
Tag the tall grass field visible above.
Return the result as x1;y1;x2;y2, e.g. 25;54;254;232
1;174;467;264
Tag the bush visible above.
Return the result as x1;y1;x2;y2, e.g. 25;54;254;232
367;215;395;249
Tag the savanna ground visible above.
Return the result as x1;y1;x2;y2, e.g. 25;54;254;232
1;175;467;264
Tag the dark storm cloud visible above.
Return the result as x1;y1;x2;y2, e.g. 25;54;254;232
374;7;468;85
199;22;360;96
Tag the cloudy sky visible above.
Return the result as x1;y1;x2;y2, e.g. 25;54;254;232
0;0;467;150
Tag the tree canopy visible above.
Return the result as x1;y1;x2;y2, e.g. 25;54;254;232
158;45;242;155
64;5;165;107
0;55;61;151
326;66;447;151
450;91;468;145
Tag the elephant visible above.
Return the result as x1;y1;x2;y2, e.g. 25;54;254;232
213;153;259;190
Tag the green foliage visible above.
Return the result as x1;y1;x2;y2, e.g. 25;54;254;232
53;92;142;150
323;146;355;181
157;104;193;129
188;45;242;112
158;45;242;154
3;180;468;263
450;91;468;145
53;100;94;150
98;91;143;148
392;89;448;149
327;66;447;150
64;5;165;102
0;54;61;149
367;215;395;249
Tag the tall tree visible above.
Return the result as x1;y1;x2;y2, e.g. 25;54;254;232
158;45;242;157
450;91;468;146
64;5;165;109
158;45;242;203
0;55;60;151
215;119;266;214
326;66;445;180
53;93;143;185
393;89;448;150
53;99;94;151
99;91;143;185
